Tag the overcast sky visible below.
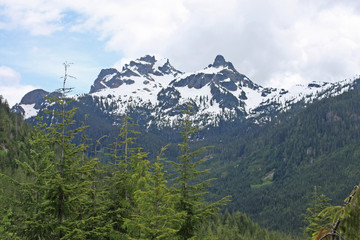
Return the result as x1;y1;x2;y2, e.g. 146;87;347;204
1;0;360;106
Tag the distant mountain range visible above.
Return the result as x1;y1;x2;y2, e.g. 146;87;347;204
12;55;360;129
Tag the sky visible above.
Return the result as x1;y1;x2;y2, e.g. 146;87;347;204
1;0;360;107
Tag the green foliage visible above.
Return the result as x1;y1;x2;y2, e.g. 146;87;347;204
197;211;297;240
341;185;360;239
0;95;32;171
170;107;229;239
250;172;274;189
0;208;21;239
0;67;114;239
103;112;154;237
203;87;360;234
15;118;57;239
124;146;185;239
304;186;332;239
37;73;100;238
310;184;360;240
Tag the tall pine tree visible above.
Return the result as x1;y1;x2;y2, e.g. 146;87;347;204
104;113;149;238
124;146;185;239
15;62;103;239
304;186;332;239
171;107;229;240
312;184;360;240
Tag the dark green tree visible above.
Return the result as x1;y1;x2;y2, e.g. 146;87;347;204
171;108;229;239
13;62;103;239
312;184;360;240
14;118;56;239
304;186;332;239
124;146;185;239
0;208;21;240
78;134;114;240
104;113;148;238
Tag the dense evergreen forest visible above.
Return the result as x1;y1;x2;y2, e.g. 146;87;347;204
1;81;360;239
202;86;360;236
0;89;297;239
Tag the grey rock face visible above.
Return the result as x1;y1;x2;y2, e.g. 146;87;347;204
157;87;181;110
89;68;120;93
158;59;182;76
20;89;49;105
209;54;236;70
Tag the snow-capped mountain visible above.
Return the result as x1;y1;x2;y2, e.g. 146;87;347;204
12;55;360;129
89;55;182;95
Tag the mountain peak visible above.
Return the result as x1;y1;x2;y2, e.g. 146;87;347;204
138;55;156;64
213;55;226;67
89;55;182;94
20;89;49;105
210;55;235;70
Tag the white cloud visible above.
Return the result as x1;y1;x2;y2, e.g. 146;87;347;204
0;0;64;35
1;0;360;91
0;66;21;85
0;66;36;107
162;0;360;87
65;0;189;58
113;57;134;72
0;85;35;107
267;2;360;85
268;72;304;91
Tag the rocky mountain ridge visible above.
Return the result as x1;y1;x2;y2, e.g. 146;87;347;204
12;55;360;129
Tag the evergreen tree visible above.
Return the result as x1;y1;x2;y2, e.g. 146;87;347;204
312;184;360;240
43;62;91;238
304;186;332;239
196;211;297;240
0;208;21;240
13;62;102;239
104;113;147;238
14;118;57;239
341;185;360;239
171;107;229;239
124;146;185;239
78;134;114;240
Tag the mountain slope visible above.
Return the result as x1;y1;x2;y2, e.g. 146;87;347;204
204;85;360;234
0;96;32;171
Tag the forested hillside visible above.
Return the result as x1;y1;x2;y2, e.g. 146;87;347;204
0;93;295;239
204;86;360;234
0;96;32;171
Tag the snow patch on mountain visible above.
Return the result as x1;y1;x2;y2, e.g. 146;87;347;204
20;104;38;119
